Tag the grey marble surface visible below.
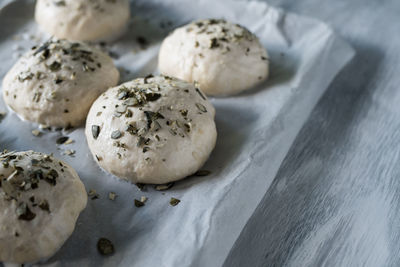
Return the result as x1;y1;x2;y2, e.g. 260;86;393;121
224;0;400;266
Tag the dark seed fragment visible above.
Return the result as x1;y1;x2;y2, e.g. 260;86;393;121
210;38;219;48
54;0;66;6
55;78;64;84
195;88;206;100
39;200;50;212
194;170;211;176
195;103;207;113
56;136;69;145
135;183;146;191
134;199;145;207
136;36;148;48
16;202;36;221
0;112;6;123
144;92;162;102
92;125;100;139
97;238;115;256
45;169;58;186
48;61;61;72
144;74;154;84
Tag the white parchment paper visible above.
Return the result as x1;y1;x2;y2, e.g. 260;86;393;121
0;0;354;266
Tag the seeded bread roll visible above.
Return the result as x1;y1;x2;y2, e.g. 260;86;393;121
158;19;269;96
0;150;87;264
35;0;130;41
85;75;217;184
2;38;119;127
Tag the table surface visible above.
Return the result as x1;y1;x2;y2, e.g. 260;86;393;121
224;0;400;266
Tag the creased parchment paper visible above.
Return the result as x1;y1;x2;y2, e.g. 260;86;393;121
0;0;354;266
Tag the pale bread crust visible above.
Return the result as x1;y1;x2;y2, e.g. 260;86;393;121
2;39;119;127
0;151;87;264
85;75;217;184
159;19;269;96
35;0;130;41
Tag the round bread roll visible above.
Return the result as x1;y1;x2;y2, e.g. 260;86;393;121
0;150;87;264
85;75;217;184
2;38;119;127
158;19;269;96
35;0;130;41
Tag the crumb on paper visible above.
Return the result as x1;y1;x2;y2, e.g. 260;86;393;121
64;149;75;156
134;199;145;207
31;129;42;137
135;183;145;191
108;192;117;201
97;238;114;256
88;189;99;200
64;138;74;145
155;182;174;191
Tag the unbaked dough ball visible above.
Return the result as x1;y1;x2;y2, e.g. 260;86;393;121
85;75;217;184
35;0;130;41
158;19;269;96
2;38;119;127
0;150;87;264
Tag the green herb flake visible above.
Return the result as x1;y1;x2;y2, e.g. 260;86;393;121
169;197;180;206
209;38;219;48
39;200;50;213
16;202;36;221
54;0;66;6
18;71;34;82
48;61;62;72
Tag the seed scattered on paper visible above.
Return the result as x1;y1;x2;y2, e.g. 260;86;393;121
88;189;99;200
108;192;117;201
169;198;180;206
194;170;211;176
97;238;114;256
64;149;75;156
155;182;174;191
0;112;6;123
32;129;42;137
134;199;145;207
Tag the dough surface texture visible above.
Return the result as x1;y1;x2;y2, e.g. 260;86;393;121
35;0;130;41
2;38;119;127
158;19;269;96
0;150;87;264
85;75;217;184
